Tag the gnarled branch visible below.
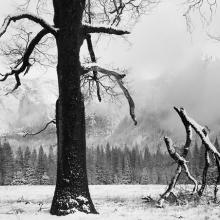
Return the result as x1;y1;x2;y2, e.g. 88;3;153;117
0;28;50;93
157;137;198;207
23;119;56;137
85;34;101;102
0;13;57;37
198;148;210;196
83;63;137;125
159;106;220;206
175;107;220;158
82;23;130;35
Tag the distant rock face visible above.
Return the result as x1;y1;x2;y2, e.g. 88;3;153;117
1;77;220;152
108;110;172;153
0;78;117;149
0;78;58;135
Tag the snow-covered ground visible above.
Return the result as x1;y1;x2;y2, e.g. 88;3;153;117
0;185;219;220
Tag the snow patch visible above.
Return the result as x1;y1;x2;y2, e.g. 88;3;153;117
76;195;88;203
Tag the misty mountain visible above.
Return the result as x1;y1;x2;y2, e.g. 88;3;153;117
1;64;220;153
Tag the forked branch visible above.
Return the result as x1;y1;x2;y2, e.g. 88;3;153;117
85;34;101;102
0;28;50;93
157;137;198;207
0;13;57;37
23;119;56;137
158;106;220;207
83;63;137;125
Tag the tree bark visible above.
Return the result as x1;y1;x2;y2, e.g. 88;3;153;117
50;0;97;215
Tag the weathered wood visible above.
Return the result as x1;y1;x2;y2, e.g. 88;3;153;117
214;156;220;203
157;137;198;207
198;149;210;196
50;1;97;215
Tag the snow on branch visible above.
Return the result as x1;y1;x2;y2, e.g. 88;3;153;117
207;32;220;42
158;106;220;207
0;29;50;93
175;107;220;158
165;137;198;191
83;63;137;125
82;23;130;35
198;148;210;196
0;13;57;37
164;137;188;165
174;107;220;198
23;119;56;137
157;136;198;207
174;107;192;157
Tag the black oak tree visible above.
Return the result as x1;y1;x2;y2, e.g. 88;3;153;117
0;0;157;216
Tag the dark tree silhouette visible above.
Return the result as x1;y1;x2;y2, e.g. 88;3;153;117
0;0;158;216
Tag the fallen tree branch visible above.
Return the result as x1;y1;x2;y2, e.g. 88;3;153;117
158;106;220;206
214;154;220;203
157;137;198;207
198;149;210;196
157;106;195;207
176;107;220;158
176;107;220;199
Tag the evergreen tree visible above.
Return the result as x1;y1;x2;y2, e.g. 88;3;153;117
42;172;50;185
0;144;3;185
141;167;149;184
2;141;14;185
198;143;206;171
95;146;108;184
87;148;96;184
25;167;39;185
144;146;152;169
151;167;158;184
11;171;26;185
23;149;37;184
30;149;38;169
48;146;56;184
122;154;132;184
43;152;49;173
192;141;200;177
24;146;31;167
105;143;113;183
114;149;123;184
36;146;46;184
15;147;24;173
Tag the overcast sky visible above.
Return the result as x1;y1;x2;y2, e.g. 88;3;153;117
1;1;220;133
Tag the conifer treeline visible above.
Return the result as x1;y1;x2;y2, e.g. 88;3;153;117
0;142;56;185
87;138;220;184
0;138;220;185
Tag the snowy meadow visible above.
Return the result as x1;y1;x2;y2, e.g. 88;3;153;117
0;185;219;220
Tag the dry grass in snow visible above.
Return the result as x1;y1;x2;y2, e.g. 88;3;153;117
0;185;219;220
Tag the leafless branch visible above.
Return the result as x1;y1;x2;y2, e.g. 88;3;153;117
0;13;57;37
85;34;101;102
198;148;210;196
83;63;137;125
0;28;50;93
176;107;220;158
157;136;198;207
23;119;56;137
184;0;217;32
83;23;130;35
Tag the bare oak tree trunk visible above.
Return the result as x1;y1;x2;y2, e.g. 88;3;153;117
50;0;97;215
